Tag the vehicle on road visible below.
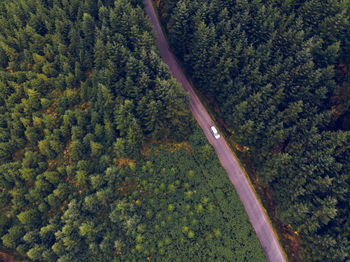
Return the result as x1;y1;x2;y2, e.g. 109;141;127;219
144;1;287;260
210;126;220;139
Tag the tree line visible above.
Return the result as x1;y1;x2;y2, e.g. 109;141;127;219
0;0;266;261
157;0;350;261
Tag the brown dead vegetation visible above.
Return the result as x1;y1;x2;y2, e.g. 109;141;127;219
116;158;136;168
162;141;191;154
75;101;90;113
63;141;73;165
48;158;60;169
142;140;192;156
12;149;24;161
141;140;162;156
86;71;92;78
0;252;18;262
231;139;249;152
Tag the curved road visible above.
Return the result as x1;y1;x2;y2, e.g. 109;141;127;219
143;1;287;261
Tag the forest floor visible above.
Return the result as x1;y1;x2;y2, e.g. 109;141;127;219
0;249;19;262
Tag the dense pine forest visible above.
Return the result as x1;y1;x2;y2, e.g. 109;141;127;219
0;0;267;261
157;0;350;261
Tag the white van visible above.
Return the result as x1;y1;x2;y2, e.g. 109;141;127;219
210;126;220;139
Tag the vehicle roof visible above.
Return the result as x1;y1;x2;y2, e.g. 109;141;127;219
210;126;218;133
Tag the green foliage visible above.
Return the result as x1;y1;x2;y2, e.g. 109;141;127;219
0;0;266;261
158;0;350;260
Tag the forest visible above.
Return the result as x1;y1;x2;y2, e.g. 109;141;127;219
156;0;350;261
0;0;266;261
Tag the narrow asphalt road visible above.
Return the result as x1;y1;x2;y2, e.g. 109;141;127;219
143;1;287;261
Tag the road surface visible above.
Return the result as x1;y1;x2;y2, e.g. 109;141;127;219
143;1;287;261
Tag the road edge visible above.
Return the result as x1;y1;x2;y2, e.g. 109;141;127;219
145;1;289;261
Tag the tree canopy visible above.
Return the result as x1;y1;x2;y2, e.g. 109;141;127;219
0;0;266;261
158;0;350;260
